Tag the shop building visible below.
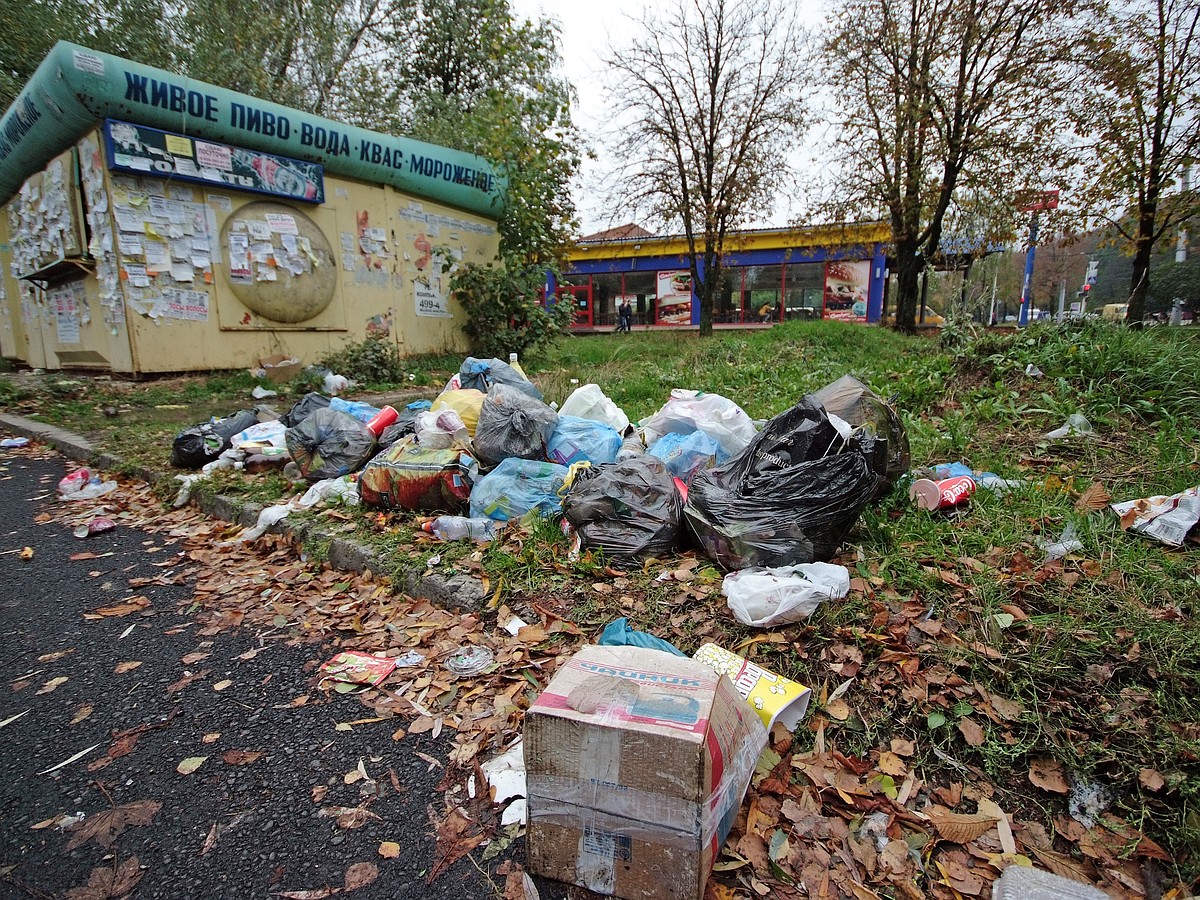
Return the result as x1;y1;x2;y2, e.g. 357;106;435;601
0;43;503;374
554;221;890;329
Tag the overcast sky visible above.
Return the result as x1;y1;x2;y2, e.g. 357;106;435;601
509;0;830;235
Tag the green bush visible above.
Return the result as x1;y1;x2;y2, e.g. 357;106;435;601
450;263;573;359
317;335;407;387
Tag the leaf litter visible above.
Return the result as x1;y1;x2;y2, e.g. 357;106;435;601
23;460;1186;897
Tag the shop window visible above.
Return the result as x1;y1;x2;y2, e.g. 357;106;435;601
785;262;824;320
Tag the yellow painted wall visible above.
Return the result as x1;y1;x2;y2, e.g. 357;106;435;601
1;128;500;374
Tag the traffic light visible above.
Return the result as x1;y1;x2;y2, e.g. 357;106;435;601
1082;283;1091;293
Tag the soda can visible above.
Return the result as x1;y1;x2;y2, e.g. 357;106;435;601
910;475;976;510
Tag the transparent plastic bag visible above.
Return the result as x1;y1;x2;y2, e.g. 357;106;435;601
807;375;910;492
640;389;757;459
722;562;850;627
284;408;377;482
647;430;722;484
469;457;569;521
474;382;558;466
547;415;623;467
558;383;630;433
458;357;543;400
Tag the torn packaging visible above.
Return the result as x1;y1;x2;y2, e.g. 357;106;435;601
524;646;767;900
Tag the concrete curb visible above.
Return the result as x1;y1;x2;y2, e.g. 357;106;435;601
0;412;484;610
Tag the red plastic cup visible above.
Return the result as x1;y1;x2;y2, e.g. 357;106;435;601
910;475;976;510
365;405;399;437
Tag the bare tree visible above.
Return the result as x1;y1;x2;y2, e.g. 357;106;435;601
1072;0;1200;325
821;0;1067;333
605;0;810;336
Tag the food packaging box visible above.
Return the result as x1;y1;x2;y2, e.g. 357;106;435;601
259;354;302;384
693;643;812;732
524;645;767;900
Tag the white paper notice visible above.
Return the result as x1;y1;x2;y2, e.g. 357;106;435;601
415;281;452;318
266;213;299;235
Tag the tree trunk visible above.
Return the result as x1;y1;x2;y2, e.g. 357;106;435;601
1127;210;1156;326
891;240;921;334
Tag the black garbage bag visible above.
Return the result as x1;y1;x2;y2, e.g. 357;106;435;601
458;357;543;400
474;382;558;467
683;399;886;570
279;392;332;429
284;408;377;482
808;375;909;493
562;457;683;561
170;409;259;469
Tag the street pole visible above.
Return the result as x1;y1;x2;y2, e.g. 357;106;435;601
988;271;997;325
1019;211;1039;327
1057;279;1066;322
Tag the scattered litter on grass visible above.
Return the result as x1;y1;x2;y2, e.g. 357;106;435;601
1045;413;1093;439
1036;522;1084;560
1112;485;1200;546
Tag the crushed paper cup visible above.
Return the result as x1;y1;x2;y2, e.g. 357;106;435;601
693;643;811;732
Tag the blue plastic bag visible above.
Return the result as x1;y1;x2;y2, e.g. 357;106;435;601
329;397;382;423
547;415;623;467
469;457;569;521
597;617;686;657
648;430;723;483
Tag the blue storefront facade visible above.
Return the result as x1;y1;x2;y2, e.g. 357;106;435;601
551;222;891;329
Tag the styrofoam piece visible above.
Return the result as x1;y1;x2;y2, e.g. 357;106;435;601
992;866;1107;900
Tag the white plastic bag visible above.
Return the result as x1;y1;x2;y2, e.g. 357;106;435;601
559;383;630;433
722;562;850;627
323;373;351;395
415;409;470;449
640;389;757;459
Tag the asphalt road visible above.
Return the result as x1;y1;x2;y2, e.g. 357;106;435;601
0;452;564;900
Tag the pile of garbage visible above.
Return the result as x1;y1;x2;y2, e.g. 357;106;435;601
171;359;910;581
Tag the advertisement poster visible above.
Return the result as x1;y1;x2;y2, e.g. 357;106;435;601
823;260;870;322
104;119;325;203
655;270;693;325
50;282;84;344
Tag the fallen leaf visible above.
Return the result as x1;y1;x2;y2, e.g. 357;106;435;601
877;750;907;776
1028;757;1070;794
113;661;142;675
64;854;142;900
825;698;850;721
182;651;210;665
87;596;150;618
1139;768;1165;792
1075;481;1111;512
201;732;221;744
37;650;75;663
344;862;378;890
503;866;540;900
890;738;915;757
177;756;208;775
312;785;329;803
277;889;341;900
36;676;68;694
222;750;263;765
19;547;33;560
201;822;219;856
925;808;997;844
66;801;161;851
958;717;986;747
319;806;381;830
212;679;233;691
378;841;400;859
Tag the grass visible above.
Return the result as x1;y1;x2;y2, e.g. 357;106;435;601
4;318;1200;882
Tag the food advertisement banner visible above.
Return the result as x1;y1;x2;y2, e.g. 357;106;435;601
656;270;693;325
104;119;325;203
822;260;870;322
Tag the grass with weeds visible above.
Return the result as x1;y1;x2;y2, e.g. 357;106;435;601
6;319;1200;881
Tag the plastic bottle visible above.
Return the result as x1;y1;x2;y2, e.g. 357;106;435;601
422;515;498;542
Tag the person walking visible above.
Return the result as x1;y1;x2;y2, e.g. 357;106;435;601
617;299;633;333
